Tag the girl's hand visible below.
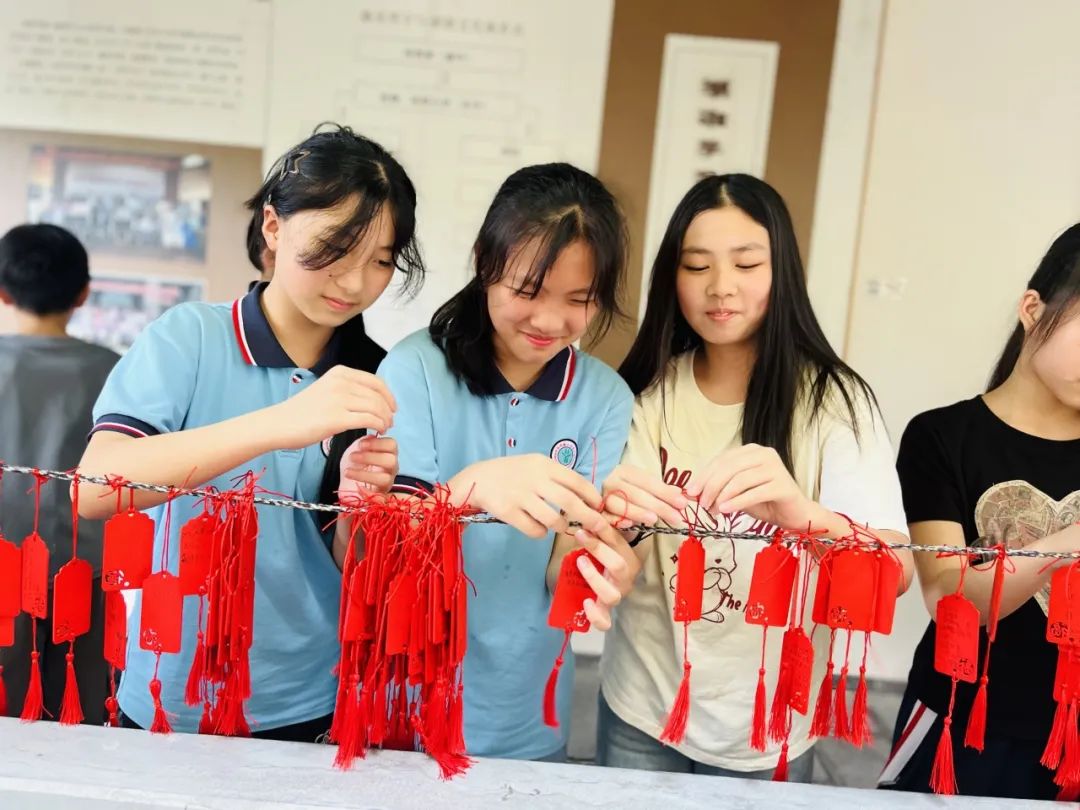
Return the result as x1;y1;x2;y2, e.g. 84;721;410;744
338;435;399;503
449;454;608;539
274;366;396;450
573;523;642;631
685;444;826;530
601;463;688;529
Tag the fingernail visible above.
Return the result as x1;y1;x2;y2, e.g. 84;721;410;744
617;519;633;530
644;512;658;524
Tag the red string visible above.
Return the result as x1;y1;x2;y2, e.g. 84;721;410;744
69;473;79;558
30;471;47;535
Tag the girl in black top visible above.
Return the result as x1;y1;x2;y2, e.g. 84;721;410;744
881;223;1080;800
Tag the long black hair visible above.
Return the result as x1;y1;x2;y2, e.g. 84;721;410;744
620;173;874;473
246;124;424;507
429;163;627;395
988;223;1080;390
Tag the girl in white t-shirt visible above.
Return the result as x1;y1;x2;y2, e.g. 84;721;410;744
596;174;914;780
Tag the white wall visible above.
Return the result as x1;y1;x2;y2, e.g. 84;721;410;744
832;0;1080;680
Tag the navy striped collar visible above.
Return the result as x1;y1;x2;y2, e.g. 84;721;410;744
491;346;576;401
230;282;341;376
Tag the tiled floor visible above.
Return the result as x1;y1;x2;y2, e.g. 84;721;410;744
567;654;904;789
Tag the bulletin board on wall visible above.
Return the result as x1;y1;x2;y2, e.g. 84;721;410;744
0;0;839;363
0;0;617;353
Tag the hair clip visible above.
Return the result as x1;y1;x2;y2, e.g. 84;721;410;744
278;149;311;181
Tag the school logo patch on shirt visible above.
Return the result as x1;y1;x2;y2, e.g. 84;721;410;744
550;439;578;469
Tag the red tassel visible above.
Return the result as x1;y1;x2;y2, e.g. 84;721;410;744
238;646;252;700
149;676;172;734
659;618;693;744
1044;698;1069;769
660;659;692;745
833;665;850;741
849;665;871;748
769;664;792;744
447;681;466;755
0;664;7;716
105;666;119;727
1058;781;1080;802
20;650;43;722
334;679;367;770
543;630;571;729
930;679;959;795
750;664;767;752
1061;700;1080;785
772;742;790;782
185;632;205;707
59;648;83;725
930;716;957;795
810;634;836;738
845;632;872;747
198;700;213;734
105;696;119;727
964;675;988;752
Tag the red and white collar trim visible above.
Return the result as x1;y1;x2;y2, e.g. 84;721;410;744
555;347;576;402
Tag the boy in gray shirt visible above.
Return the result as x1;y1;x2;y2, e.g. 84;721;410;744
0;224;118;722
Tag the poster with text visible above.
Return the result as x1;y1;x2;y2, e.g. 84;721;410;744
264;0;615;350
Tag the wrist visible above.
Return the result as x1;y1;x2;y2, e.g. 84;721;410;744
807;503;849;539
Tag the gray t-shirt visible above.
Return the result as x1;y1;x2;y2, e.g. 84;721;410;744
0;335;119;576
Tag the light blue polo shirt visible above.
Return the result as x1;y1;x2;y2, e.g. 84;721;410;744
91;283;352;732
379;329;633;759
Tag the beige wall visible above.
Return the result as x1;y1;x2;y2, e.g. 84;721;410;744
847;0;1080;439
839;0;1080;679
0;129;262;331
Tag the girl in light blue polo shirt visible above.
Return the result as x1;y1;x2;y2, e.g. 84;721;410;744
75;125;421;740
359;164;641;761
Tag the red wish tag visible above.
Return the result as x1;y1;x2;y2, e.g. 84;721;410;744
102;510;154;591
874;552;902;635
104;590;128;669
673;538;705;622
178;514;215;596
429;571;446;645
548;549;602;631
934;593;979;683
745;542;797;627
140;571;184;655
826;547;877;632
341;561;372;642
786;628;815;715
20;532;49;619
452;582;468;665
0;538;21;618
0;615;13;647
1047;564;1080;645
812;555;832;626
52;558;92;643
441;528;459;612
385;573;417;655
